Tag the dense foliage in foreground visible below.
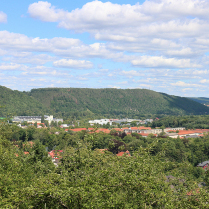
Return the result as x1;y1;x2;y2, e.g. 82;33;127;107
2;123;209;208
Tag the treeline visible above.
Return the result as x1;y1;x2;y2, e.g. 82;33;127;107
150;115;209;129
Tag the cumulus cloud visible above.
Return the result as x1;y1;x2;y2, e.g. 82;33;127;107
53;59;93;69
2;1;209;95
171;81;202;87
0;31;125;61
28;1;66;22
121;70;144;78
28;0;209;31
3;54;55;65
200;79;209;83
27;1;209;40
0;11;7;23
131;56;201;68
26;0;209;65
0;63;22;70
0;31;81;52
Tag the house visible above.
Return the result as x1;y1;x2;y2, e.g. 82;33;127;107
48;150;63;166
164;127;185;132
197;161;209;170
89;119;112;126
13;115;63;125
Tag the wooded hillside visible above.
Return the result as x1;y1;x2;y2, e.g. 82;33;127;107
0;86;47;117
27;88;209;118
0;86;208;119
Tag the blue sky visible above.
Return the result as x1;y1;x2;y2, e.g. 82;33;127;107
1;0;209;97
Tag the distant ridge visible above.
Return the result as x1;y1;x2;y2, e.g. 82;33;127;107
27;88;208;118
0;86;208;119
188;97;209;105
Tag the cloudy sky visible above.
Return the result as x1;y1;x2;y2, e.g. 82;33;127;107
0;0;209;97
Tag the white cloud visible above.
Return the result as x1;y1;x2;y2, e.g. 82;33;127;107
28;1;66;22
200;79;209;83
78;77;88;80
28;1;209;32
53;59;93;69
182;88;193;92
3;54;55;65
171;81;202;87
0;63;22;70
0;11;7;23
0;31;125;61
121;70;144;78
131;56;201;68
26;0;209;63
0;31;81;52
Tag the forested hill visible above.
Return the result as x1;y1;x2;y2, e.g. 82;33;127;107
0;86;208;118
0;86;47;117
27;88;209;118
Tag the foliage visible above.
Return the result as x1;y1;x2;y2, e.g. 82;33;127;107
1;122;209;207
151;115;209;129
0;86;48;117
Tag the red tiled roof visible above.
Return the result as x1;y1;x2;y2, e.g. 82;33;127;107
117;150;131;157
96;129;110;134
88;128;94;131
37;123;45;125
138;126;151;130
48;150;63;159
112;128;122;131
131;127;138;130
178;130;204;135
69;128;87;132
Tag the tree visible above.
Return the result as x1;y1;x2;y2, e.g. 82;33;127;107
41;115;44;123
108;139;127;154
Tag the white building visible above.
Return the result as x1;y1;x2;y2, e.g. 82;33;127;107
13;115;63;125
89;119;112;126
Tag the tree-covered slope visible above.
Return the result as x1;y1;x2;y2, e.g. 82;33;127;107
0;86;48;117
27;88;209;118
0;86;207;118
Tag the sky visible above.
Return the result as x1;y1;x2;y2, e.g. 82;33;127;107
1;0;209;97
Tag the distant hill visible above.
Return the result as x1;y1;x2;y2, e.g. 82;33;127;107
0;86;48;117
0;86;208;119
188;97;209;105
27;88;209;118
